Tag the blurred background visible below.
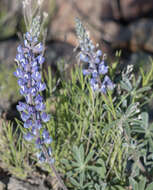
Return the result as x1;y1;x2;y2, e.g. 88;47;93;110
0;0;153;115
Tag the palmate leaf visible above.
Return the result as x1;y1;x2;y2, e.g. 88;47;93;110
72;144;85;164
84;150;95;164
87;165;106;179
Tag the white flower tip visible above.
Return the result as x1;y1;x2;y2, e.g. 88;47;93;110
43;12;48;18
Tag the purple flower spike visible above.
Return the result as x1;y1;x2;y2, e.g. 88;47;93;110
76;18;114;93
15;31;52;164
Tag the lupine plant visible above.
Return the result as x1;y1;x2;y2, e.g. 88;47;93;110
0;1;153;190
14;0;67;189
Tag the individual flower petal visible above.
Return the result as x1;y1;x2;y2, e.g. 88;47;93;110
37;82;46;91
17;45;23;54
16;53;24;62
24;119;33;128
25;32;32;42
29;87;37;96
82;69;91;76
31;65;39;73
90;78;99;91
33;43;43;53
18;78;25;86
36;151;46;163
14;68;24;78
41;112;50;122
35;102;45;111
42;130;52;144
35;95;43;104
98;62;108;75
31;61;38;67
24;39;30;48
35;137;43;149
96;50;102;57
16;102;27;112
80;53;89;63
31;71;41;81
37;55;45;65
20;85;29;95
92;70;98;78
94;57;100;64
103;75;114;90
24;132;34;141
21;112;30;122
33;120;42;129
100;84;106;94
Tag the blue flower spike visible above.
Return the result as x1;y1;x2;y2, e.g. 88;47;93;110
75;18;114;94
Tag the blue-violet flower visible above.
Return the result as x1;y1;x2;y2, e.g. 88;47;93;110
14;32;52;162
75;18;114;93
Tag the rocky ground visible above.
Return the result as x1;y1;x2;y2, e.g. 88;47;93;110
0;0;153;189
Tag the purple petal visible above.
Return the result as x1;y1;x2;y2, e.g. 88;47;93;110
14;68;23;78
37;82;46;91
92;70;98;78
25;32;32;42
95;57;100;64
96;50;102;57
24;119;33;128
37;55;45;65
21;112;30;122
41;112;50;122
82;69;90;76
35;102;45;111
16;102;27;112
17;45;23;54
33;120;42;129
24;132;34;141
80;53;89;63
35;95;43;104
33;43;43;53
31;71;41;81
